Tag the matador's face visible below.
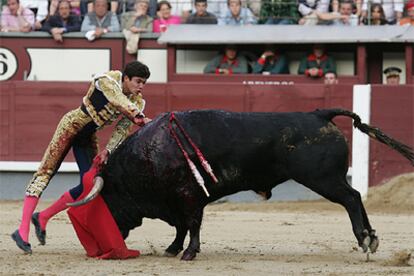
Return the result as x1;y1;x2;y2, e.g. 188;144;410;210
123;76;147;95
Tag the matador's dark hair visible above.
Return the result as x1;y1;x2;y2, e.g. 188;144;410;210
123;61;151;80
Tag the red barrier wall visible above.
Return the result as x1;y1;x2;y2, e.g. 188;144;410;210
1;81;413;186
370;85;414;186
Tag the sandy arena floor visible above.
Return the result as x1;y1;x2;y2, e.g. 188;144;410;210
1;173;413;275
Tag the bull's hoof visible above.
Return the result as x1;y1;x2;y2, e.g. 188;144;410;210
361;230;371;253
369;231;379;253
164;245;183;257
181;249;196;261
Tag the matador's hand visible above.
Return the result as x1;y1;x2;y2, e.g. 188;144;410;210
94;149;109;167
133;116;151;126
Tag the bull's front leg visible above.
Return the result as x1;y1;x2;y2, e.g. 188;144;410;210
181;209;203;261
164;224;187;257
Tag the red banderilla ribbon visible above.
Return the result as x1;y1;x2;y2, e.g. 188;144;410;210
168;113;218;197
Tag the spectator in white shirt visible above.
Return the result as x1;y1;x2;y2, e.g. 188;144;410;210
361;0;403;24
317;0;359;26
218;0;257;25
20;0;48;29
298;0;331;25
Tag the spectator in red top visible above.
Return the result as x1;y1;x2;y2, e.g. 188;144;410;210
203;44;249;75
400;0;414;26
298;44;336;79
252;47;289;75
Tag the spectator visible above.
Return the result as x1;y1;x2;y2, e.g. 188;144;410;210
41;0;81;42
244;0;261;17
383;66;401;84
204;44;249;75
252;47;289;74
324;71;338;84
152;1;181;33
361;0;403;24
298;0;331;25
218;0;257;25
121;0;153;32
186;0;217;24
86;0;120;15
332;0;363;15
259;0;299;24
121;0;153;54
317;0;359;26
298;44;336;78
81;0;120;41
49;0;81;16
20;0;48;29
1;0;35;32
361;3;387;25
399;0;414;26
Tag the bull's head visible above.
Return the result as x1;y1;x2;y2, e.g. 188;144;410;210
67;176;104;207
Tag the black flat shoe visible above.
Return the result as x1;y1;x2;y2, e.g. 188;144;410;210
11;230;32;254
31;212;46;245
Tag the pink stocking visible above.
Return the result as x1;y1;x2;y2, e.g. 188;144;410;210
38;191;74;230
18;196;39;242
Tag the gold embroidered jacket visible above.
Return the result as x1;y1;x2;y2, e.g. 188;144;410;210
81;70;146;152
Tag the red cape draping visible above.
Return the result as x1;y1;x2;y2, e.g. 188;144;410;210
67;158;140;259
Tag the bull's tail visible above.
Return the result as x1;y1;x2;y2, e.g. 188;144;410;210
316;109;414;165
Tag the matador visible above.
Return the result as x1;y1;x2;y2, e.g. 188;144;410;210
12;61;151;254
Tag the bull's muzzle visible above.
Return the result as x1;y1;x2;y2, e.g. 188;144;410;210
67;176;104;207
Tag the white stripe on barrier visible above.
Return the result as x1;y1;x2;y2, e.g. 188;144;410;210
0;161;79;172
352;85;371;199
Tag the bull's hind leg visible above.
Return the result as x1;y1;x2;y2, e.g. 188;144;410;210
181;209;204;261
304;176;378;253
164;224;188;257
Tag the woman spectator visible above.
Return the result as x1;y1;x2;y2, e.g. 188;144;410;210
152;0;181;33
361;0;403;24
152;1;181;33
362;3;387;25
121;0;153;54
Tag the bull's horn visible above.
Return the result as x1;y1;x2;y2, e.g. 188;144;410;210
67;176;104;207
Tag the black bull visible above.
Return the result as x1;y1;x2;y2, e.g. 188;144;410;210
92;109;414;260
